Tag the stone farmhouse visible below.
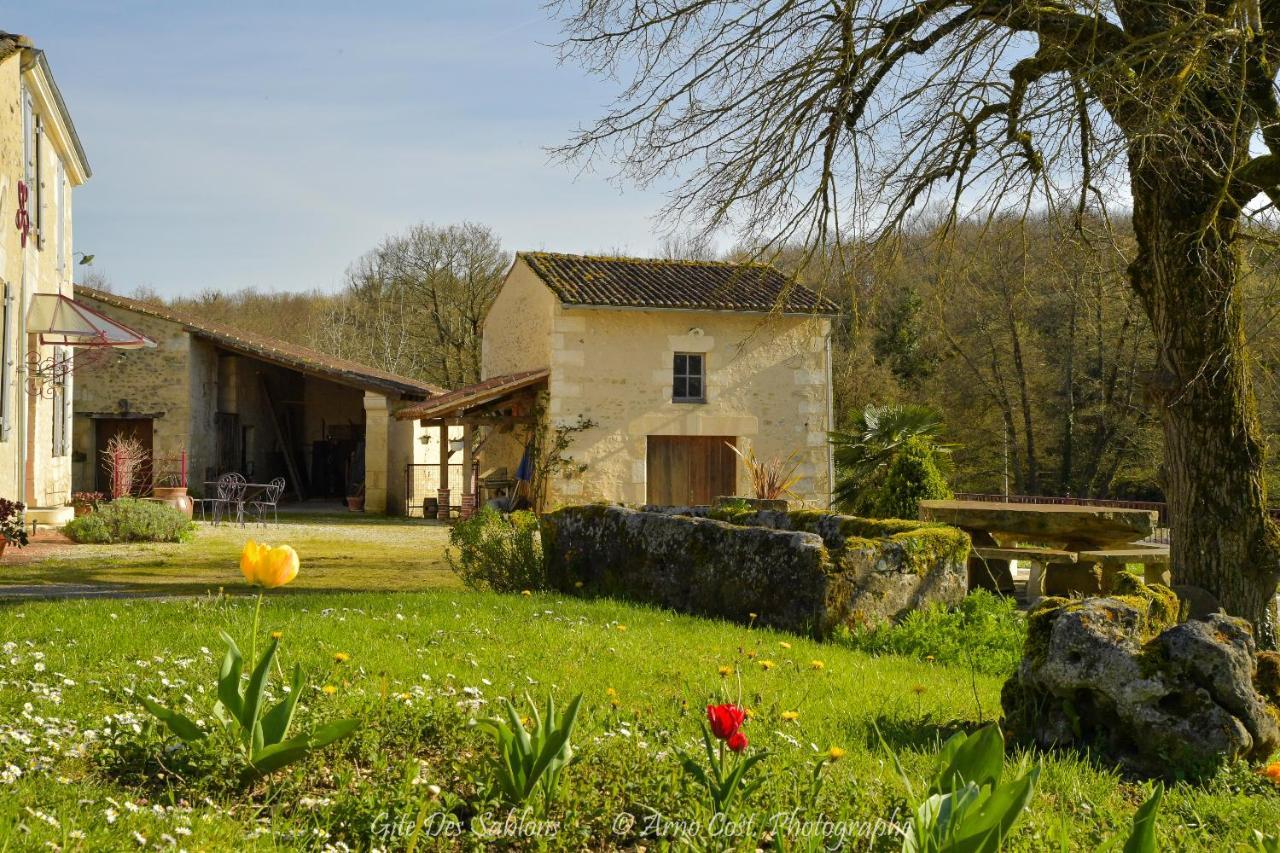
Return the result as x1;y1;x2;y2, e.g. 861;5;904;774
396;252;837;513
0;34;152;524
73;287;444;515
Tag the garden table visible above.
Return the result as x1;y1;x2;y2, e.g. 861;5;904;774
201;481;274;526
917;499;1163;599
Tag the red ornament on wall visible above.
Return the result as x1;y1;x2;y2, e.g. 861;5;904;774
14;180;30;248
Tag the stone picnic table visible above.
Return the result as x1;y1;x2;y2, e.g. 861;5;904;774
917;499;1168;599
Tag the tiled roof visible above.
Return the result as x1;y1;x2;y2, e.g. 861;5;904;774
396;369;549;420
77;286;443;398
519;252;839;314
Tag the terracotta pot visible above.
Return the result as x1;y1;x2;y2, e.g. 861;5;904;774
153;486;194;519
346;496;365;512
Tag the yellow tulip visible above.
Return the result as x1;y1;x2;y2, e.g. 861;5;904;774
240;540;299;589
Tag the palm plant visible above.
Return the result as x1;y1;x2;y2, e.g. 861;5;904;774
830;403;953;515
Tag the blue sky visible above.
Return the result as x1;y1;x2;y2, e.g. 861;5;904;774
8;1;678;297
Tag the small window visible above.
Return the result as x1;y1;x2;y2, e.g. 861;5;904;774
673;352;706;403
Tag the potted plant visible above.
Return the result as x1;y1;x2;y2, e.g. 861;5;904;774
716;442;802;512
151;449;192;518
72;491;105;517
347;483;365;512
0;498;29;558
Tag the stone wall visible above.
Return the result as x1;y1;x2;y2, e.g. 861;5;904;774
541;504;969;636
545;302;832;508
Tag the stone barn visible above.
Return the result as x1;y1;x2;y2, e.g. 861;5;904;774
72;287;442;514
396;252;837;512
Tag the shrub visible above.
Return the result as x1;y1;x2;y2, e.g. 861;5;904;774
62;497;194;544
447;506;545;592
870;435;952;519
836;590;1026;676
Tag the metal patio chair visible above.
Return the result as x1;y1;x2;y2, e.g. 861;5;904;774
211;472;247;527
247;477;286;527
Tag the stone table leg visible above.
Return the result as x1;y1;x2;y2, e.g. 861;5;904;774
965;530;1015;594
1025;561;1046;607
1043;559;1103;596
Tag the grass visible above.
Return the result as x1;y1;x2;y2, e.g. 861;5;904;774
0;515;455;596
1;587;1278;850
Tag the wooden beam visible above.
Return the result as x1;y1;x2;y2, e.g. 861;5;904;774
418;415;536;427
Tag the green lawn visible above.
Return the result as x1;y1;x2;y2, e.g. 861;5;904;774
1;515;455;596
1;586;1277;850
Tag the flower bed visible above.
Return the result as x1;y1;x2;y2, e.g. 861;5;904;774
541;504;970;636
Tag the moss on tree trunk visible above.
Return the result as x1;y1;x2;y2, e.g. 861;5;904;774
1129;152;1280;648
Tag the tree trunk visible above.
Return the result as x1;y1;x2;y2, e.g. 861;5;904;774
1130;160;1280;648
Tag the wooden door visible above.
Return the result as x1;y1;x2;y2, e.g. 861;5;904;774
94;418;154;495
646;436;737;506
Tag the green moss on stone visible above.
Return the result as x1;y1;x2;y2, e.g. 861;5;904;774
1025;596;1073;666
1256;651;1280;706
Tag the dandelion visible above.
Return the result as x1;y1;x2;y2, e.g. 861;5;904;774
827;746;846;761
616;624;628;632
521;590;532;596
270;631;283;640
781;710;799;722
718;665;733;678
809;660;825;670
606;687;618;697
333;652;351;664
912;684;927;696
925;655;936;663
779;641;792;650
574;581;584;589
322;685;337;696
760;660;775;671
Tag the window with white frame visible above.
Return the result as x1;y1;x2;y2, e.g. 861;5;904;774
673;352;706;403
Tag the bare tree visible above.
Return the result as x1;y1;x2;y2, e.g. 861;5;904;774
552;0;1280;642
317;222;509;389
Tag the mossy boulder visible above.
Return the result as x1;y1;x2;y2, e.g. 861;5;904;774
1002;578;1280;779
542;505;969;636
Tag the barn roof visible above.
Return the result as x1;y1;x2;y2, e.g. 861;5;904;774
77;286;442;398
518;252;839;315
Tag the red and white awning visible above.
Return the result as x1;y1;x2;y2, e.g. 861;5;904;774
26;293;156;349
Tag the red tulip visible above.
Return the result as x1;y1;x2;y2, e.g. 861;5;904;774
706;703;746;739
727;731;748;752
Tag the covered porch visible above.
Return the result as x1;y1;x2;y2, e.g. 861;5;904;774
397;369;548;519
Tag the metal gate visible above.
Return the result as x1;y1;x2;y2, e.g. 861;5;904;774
404;463;465;518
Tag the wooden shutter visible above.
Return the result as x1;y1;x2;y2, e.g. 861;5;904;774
0;283;10;441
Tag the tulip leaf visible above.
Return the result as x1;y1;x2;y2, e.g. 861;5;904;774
217;631;245;724
1122;785;1163;853
930;724;1005;796
139;696;207;743
239;636;279;747
942;768;1039;853
249;718;359;775
260;663;305;747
